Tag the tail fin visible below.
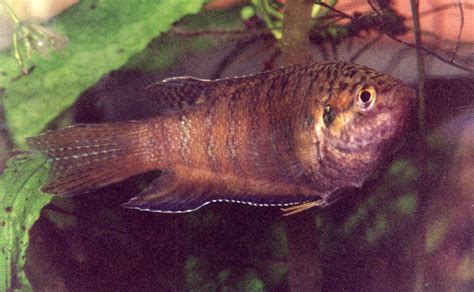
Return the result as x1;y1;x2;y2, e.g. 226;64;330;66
27;121;154;196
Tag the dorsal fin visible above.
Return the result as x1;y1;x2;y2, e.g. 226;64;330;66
144;77;216;112
143;64;304;112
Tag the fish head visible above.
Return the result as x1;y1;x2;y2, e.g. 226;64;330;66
316;63;416;165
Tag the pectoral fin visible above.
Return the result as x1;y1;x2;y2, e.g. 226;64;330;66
281;199;328;216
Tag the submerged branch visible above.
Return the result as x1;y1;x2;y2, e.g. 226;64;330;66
384;34;474;74
410;0;426;134
280;0;314;66
410;1;431;291
452;0;464;61
280;1;322;291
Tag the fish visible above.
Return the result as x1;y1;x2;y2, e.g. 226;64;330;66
27;61;415;215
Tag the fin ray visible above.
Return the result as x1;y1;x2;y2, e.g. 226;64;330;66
145;77;215;112
122;171;316;213
27;122;154;196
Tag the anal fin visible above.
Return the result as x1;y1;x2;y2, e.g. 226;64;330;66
122;171;208;213
121;169;319;214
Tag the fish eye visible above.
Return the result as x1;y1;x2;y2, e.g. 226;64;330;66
323;104;335;127
356;86;376;112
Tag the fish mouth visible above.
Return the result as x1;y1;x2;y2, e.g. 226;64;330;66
376;83;415;140
374;83;415;129
389;83;417;107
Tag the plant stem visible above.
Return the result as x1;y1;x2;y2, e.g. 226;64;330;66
410;1;428;291
410;0;425;136
0;0;21;25
280;0;314;66
279;1;322;291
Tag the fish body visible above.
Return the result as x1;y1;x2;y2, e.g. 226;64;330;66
27;62;415;214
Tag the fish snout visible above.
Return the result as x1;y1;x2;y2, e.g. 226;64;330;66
391;83;417;107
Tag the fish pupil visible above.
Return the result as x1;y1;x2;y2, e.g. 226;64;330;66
360;90;372;103
323;105;335;127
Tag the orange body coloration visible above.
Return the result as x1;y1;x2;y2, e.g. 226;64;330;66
27;62;415;215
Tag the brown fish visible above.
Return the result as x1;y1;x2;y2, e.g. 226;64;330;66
27;61;415;215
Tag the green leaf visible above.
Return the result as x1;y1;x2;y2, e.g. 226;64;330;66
393;192;417;215
0;154;51;290
365;213;388;245
425;217;449;253
218;269;231;283
266;261;287;286
387;159;420;185
240;5;255;21
184;256;217;291
0;0;207;147
237;270;264;292
270;223;288;258
343;204;368;235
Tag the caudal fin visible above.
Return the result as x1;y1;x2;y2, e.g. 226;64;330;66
27;121;154;196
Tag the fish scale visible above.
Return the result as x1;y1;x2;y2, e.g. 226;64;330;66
27;61;415;215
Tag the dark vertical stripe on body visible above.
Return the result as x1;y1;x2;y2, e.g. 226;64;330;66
283;73;308;179
227;88;243;175
305;71;318;104
247;79;261;171
268;75;289;178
